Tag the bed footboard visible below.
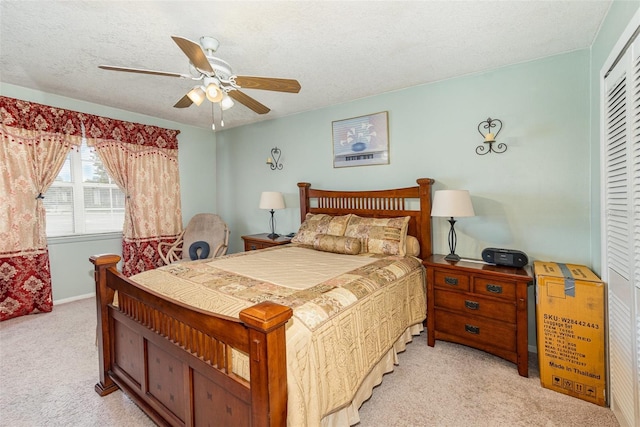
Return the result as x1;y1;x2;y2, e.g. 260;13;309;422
91;255;292;427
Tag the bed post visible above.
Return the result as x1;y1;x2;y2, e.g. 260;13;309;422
239;302;293;427
417;178;435;259
297;182;311;222
89;254;121;397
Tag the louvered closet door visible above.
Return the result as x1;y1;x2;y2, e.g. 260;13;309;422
604;35;640;427
631;38;640;427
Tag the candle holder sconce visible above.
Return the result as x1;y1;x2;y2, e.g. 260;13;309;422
266;147;283;170
476;117;506;155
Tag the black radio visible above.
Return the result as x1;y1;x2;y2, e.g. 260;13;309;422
481;247;528;268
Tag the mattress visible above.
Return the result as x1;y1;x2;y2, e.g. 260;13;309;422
130;244;426;426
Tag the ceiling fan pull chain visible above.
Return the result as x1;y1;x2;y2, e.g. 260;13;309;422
211;102;216;131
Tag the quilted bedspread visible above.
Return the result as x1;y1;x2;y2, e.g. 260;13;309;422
130;244;426;426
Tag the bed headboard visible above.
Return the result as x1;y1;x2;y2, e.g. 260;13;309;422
297;178;435;259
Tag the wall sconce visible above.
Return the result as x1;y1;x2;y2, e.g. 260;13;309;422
266;147;283;170
476;117;506;155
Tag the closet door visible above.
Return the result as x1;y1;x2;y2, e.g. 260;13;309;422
603;34;640;427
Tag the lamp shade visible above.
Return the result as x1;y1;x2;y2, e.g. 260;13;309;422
187;86;206;106
220;94;235;110
205;82;223;102
431;190;475;218
259;191;285;210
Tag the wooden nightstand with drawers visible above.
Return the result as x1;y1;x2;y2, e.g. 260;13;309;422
241;233;292;251
424;254;533;377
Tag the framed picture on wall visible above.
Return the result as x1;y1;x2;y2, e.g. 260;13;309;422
332;111;389;168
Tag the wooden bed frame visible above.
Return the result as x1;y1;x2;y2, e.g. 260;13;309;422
90;178;434;427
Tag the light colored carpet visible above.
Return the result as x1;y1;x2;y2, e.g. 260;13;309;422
0;297;619;427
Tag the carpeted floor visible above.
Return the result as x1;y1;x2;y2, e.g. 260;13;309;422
0;297;619;426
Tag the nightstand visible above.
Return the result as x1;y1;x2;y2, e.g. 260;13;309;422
241;233;292;251
424;254;533;377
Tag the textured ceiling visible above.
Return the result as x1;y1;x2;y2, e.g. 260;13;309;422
0;1;611;130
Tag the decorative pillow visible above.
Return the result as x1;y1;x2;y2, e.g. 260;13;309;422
291;213;352;245
344;215;410;256
405;235;420;257
313;234;361;255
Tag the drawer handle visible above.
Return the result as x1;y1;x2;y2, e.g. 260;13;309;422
465;324;480;335
444;277;458;286
250;245;257;250
464;300;480;310
486;284;503;294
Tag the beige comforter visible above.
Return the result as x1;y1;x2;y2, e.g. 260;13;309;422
130;244;426;426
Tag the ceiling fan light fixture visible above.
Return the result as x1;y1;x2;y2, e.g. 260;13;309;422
205;82;223;103
187;86;206;106
220;94;235;110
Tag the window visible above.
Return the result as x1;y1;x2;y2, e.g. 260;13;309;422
45;140;125;237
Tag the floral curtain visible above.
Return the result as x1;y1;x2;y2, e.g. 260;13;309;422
83;117;182;277
0;96;182;320
0;97;83;321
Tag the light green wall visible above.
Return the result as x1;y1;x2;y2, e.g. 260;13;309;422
218;50;592;263
589;0;640;275
217;49;591;351
216;2;640;351
4;1;637;347
0;83;216;302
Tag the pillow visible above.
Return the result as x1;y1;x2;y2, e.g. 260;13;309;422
405;235;420;257
188;241;210;260
291;213;352;245
344;215;410;256
313;234;361;255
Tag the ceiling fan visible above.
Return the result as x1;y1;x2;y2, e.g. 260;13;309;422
99;35;301;127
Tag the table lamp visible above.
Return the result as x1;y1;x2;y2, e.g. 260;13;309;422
259;191;285;239
431;190;475;261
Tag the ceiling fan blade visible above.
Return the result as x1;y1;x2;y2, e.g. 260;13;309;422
234;76;301;93
171;36;214;74
228;90;271;114
173;94;193;108
99;65;189;78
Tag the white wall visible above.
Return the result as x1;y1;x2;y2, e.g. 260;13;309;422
0;83;216;302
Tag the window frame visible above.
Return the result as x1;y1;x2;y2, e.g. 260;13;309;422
45;139;125;239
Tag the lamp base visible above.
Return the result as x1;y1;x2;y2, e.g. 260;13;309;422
444;253;461;262
267;233;280;239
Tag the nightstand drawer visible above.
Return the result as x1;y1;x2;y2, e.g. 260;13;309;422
245;241;269;251
242;234;292;252
435;310;516;352
473;277;516;300
434;270;470;291
434;289;516;323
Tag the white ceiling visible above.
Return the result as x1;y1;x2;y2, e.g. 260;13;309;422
0;1;611;131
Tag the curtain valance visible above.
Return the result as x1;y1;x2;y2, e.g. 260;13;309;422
0;96;179;149
1;95;182;319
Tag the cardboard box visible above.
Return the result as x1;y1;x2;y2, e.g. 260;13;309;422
534;261;606;406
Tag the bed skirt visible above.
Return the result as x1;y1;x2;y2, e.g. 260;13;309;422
321;322;424;426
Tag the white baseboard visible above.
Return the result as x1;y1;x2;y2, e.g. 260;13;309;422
529;344;538;353
54;293;95;305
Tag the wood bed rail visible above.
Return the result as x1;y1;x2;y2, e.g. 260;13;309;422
90;254;292;427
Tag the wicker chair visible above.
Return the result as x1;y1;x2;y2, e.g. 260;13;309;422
159;213;229;264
